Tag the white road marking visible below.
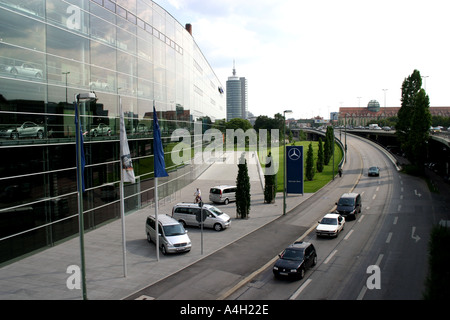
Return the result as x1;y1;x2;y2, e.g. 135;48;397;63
289;279;312;300
386;232;393;243
324;250;338;264
344;229;354;240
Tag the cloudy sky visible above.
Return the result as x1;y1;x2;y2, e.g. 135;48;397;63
154;0;450;120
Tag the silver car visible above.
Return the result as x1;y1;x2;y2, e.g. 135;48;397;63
146;214;191;255
89;123;111;137
1;63;43;79
172;203;231;231
0;122;45;140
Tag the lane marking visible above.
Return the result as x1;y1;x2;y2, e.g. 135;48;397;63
357;286;367;300
397;204;401;212
289;279;312;300
372;194;377;200
324;250;338;264
386;232;393;243
393;216;398;225
344;229;354;240
358;214;365;223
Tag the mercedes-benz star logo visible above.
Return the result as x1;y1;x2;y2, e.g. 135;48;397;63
288;147;301;161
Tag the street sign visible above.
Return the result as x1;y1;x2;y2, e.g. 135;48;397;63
286;145;304;194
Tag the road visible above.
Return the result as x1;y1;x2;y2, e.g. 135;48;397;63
231;135;437;300
126;134;440;300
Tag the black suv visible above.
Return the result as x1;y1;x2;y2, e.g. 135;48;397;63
273;242;317;279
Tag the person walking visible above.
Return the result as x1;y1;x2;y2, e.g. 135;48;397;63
194;188;202;203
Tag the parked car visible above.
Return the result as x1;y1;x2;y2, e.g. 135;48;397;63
209;185;237;204
145;214;191;255
0;121;45;140
89;123;111;137
273;241;317;279
335;192;361;220
368;166;380;177
316;213;345;237
1;63;43;79
172;202;231;231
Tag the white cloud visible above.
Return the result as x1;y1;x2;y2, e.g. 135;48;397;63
155;0;450;119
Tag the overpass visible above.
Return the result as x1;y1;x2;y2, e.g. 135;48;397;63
291;127;450;178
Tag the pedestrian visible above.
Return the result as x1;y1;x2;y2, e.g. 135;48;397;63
194;188;202;203
338;168;343;177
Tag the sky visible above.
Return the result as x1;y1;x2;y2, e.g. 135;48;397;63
154;0;450;120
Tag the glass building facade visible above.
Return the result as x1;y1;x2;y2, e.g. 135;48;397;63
0;0;225;264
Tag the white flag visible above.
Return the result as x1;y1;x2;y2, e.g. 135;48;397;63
120;104;135;183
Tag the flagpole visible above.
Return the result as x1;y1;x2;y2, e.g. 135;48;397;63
75;96;87;300
119;95;127;278
155;177;159;262
152;102;168;262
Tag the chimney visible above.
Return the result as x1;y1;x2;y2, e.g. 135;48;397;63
185;23;192;35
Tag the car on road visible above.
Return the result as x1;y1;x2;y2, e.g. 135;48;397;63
0;121;45;140
368;166;380;177
146;214;191;255
316;213;345;237
335;192;361;220
273;241;317;279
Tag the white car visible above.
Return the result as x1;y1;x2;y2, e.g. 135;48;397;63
316;213;345;238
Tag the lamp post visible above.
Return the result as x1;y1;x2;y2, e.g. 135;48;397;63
75;92;97;300
283;109;292;216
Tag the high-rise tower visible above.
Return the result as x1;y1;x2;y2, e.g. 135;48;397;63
226;61;248;120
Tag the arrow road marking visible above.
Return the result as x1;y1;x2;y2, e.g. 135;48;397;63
414;190;422;197
412;229;421;242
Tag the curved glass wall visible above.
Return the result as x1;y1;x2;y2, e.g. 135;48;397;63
0;0;225;264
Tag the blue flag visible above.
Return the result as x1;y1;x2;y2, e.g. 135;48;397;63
75;102;86;192
153;105;168;178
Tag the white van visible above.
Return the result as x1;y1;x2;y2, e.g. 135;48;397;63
209;185;237;204
172;203;231;231
145;214;191;255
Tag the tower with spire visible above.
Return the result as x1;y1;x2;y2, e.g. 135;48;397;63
226;60;248;121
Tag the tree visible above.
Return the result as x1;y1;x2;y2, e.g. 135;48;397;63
317;137;324;173
324;126;333;165
305;142;315;181
397;70;432;168
397;69;422;160
225;118;253;131
236;153;251;218
410;89;431;167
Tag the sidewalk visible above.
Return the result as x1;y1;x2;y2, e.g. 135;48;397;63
0;151;311;300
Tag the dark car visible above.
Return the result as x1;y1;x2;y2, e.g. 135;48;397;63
273;241;317;279
368;166;380;176
335;192;361;220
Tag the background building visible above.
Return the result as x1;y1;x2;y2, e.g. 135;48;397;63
338;100;450;126
226;62;248;120
0;0;225;264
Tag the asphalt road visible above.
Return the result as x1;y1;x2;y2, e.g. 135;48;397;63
231;135;440;300
126;134;443;300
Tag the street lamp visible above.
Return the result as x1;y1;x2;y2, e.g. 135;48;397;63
75;92;97;300
283;109;292;216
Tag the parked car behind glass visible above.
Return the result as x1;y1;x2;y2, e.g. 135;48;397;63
0;122;45;140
